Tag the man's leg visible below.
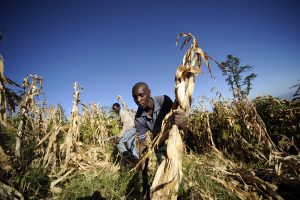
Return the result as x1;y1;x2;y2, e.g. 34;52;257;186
116;136;129;156
117;128;137;157
127;135;139;159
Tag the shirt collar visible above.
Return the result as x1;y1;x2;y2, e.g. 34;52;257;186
141;97;161;117
153;97;161;112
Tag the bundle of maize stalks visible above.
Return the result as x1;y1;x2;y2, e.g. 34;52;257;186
134;33;214;199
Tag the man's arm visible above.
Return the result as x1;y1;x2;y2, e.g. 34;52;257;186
138;140;147;157
135;119;149;157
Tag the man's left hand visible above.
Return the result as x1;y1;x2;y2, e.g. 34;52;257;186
114;137;120;144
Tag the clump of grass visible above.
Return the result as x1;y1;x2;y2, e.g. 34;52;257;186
179;154;237;200
0;123;17;157
59;170;143;200
11;166;50;199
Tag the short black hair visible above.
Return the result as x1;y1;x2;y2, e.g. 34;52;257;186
112;103;120;109
132;82;149;92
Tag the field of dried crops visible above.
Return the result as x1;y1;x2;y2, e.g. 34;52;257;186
0;76;299;200
1;34;299;200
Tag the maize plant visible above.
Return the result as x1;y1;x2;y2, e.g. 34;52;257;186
0;55;21;129
209;98;278;164
81;102;111;149
117;95;128;112
60;81;82;167
0;56;7;126
150;33;214;199
253;95;300;153
117;95;136;120
15;74;44;159
36;105;67;170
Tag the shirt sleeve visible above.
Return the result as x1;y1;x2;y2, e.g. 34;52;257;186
118;112;124;137
118;110;134;137
135;118;148;142
163;95;173;111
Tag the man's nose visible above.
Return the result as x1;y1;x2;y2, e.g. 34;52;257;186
137;96;142;102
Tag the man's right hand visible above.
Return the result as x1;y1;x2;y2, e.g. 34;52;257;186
173;110;186;130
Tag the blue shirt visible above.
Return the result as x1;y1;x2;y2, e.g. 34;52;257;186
134;95;173;142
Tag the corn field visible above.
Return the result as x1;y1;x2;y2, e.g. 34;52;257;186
0;34;299;200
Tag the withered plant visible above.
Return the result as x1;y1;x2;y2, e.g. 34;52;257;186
81;102;112;150
183;95;300;199
253;95;300;153
36;105;68;170
210;98;277;163
60;81;82;167
15;75;44;162
0;55;21;129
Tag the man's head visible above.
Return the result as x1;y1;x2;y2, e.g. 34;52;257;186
132;82;152;110
112;103;121;114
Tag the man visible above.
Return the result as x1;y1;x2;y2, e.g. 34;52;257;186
112;103;139;162
132;82;185;157
132;82;185;199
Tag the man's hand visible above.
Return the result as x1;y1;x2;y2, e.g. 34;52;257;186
173;110;186;130
114;137;120;144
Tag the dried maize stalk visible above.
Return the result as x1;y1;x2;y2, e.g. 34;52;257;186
60;82;82;166
150;33;213;199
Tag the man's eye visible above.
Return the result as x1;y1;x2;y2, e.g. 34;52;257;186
140;94;145;97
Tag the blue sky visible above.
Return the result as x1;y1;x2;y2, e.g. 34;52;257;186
1;0;300;114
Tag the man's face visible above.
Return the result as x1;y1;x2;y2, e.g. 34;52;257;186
113;106;120;114
132;85;151;110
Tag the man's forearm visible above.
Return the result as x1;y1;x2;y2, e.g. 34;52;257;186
139;140;147;157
